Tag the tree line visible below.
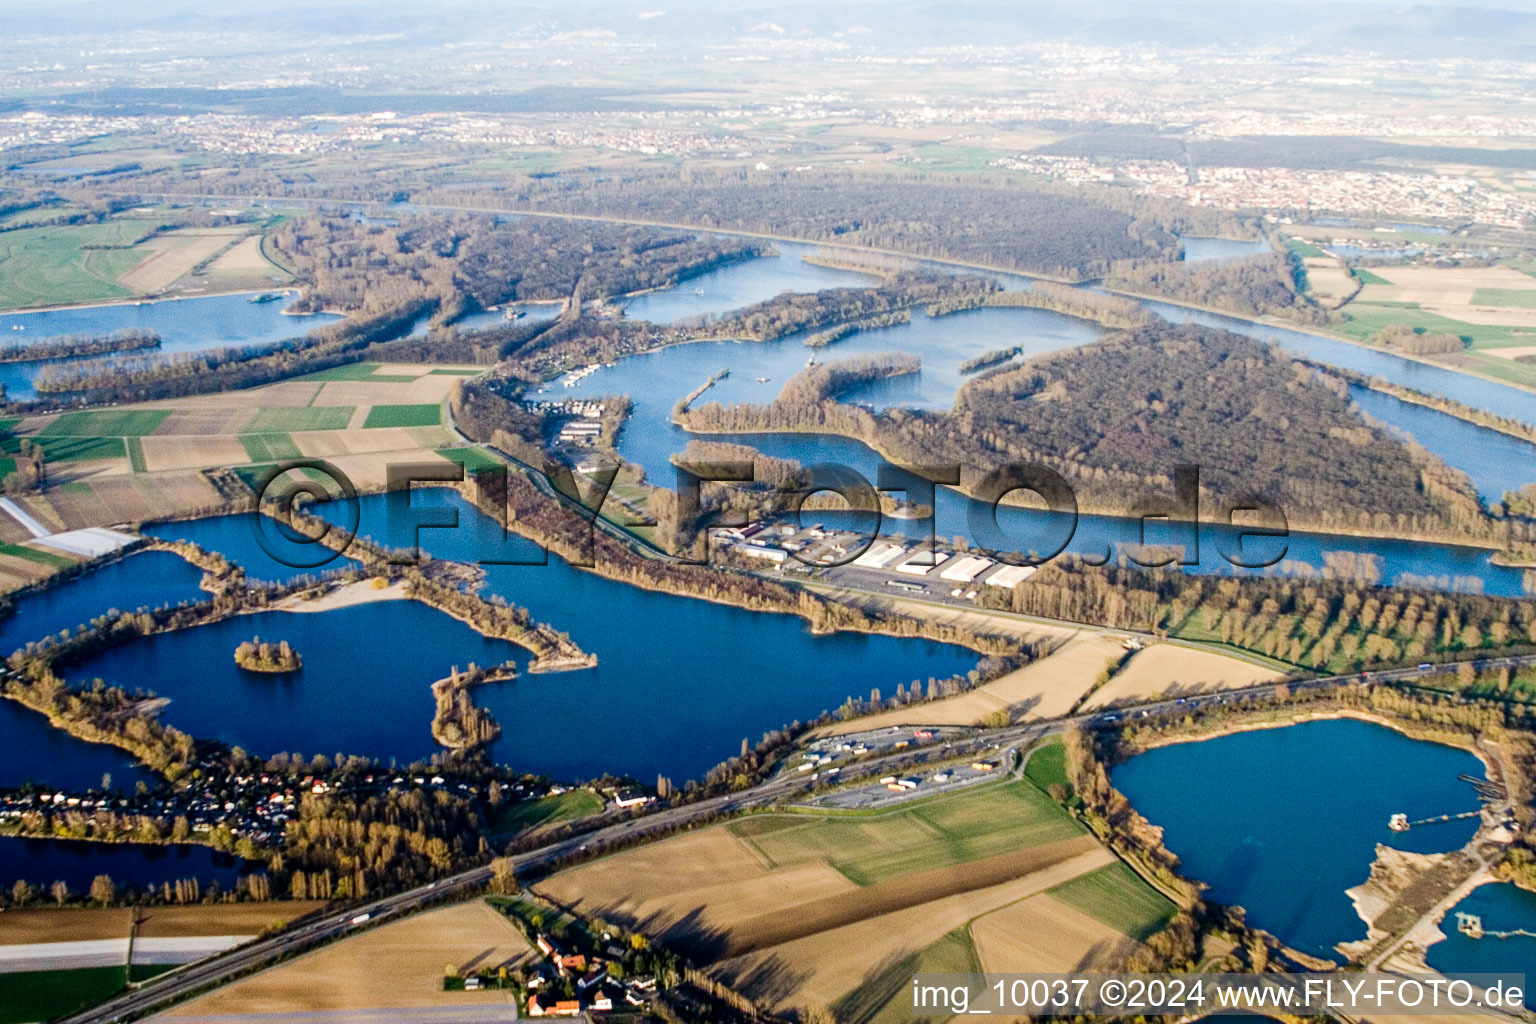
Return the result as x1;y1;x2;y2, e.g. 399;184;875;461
0;328;159;364
683;321;1488;538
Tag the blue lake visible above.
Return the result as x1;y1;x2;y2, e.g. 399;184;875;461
0;837;255;892
87;492;981;782
0;699;154;792
686;429;1528;596
65;601;524;769
308;490;982;782
144;515;360;586
1112;719;1486;957
1426;882;1536;997
619;242;878;324
1182;236;1271;262
0;293;342;401
0;550;207;654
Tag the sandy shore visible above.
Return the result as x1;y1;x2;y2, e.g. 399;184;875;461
274;578;409;612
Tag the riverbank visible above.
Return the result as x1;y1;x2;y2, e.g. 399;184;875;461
100;187;1536;409
672;417;1508;553
0;288;300;319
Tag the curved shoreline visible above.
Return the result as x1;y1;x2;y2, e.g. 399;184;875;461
672;418;1508;554
92;186;1536;408
1117;706;1500;781
0;287;302;319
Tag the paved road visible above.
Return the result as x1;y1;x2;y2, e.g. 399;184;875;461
60;653;1536;1024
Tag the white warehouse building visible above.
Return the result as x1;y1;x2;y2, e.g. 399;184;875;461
852;541;907;569
895;550;950;576
938;555;995;583
981;564;1038;588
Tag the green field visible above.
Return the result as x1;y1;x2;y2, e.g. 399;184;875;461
1352;267;1393;285
0;543;74;568
1023;739;1069;795
0;456;14;480
35;436;127;462
239;433;303;461
0;965;129;1024
1047;862;1175;941
491;789;605;835
1285;238;1328;258
125;436;147;473
40;409;170;437
1340;302;1532;349
834;927;980;1024
1470;288;1536;309
244;406;354;432
363;403;442;429
296;363;416;383
429;368;481;376
437;446;505;473
729;781;1084;887
0;222;158;310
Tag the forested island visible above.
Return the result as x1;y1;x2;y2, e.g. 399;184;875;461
679;323;1488;539
0;328;159;364
234;637;303;673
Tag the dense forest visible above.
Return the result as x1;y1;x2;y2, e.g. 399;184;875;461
481;172;1188;280
689;273;994;341
1104;250;1332;324
273;213;763;320
683;323;1486;535
0;329;159;364
1369;323;1466;355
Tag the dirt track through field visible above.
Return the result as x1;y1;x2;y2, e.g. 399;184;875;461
711;834;1099;958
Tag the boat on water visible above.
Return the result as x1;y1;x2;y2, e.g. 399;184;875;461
805;356;818;369
756;376;770;383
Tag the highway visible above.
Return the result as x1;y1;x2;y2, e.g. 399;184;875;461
57;653;1536;1024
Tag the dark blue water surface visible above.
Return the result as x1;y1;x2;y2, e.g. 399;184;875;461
0;550;207;654
323;490;978;780
1112;719;1485;957
87;492;980;782
693;430;1528;597
0;293;341;400
0;699;155;792
0;837;255;892
144;514;359;585
65;601;524;769
1426;882;1536;998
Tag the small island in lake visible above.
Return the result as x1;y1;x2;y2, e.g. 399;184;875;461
234;638;303;673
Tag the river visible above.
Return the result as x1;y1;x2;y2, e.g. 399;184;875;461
1111;718;1486;958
